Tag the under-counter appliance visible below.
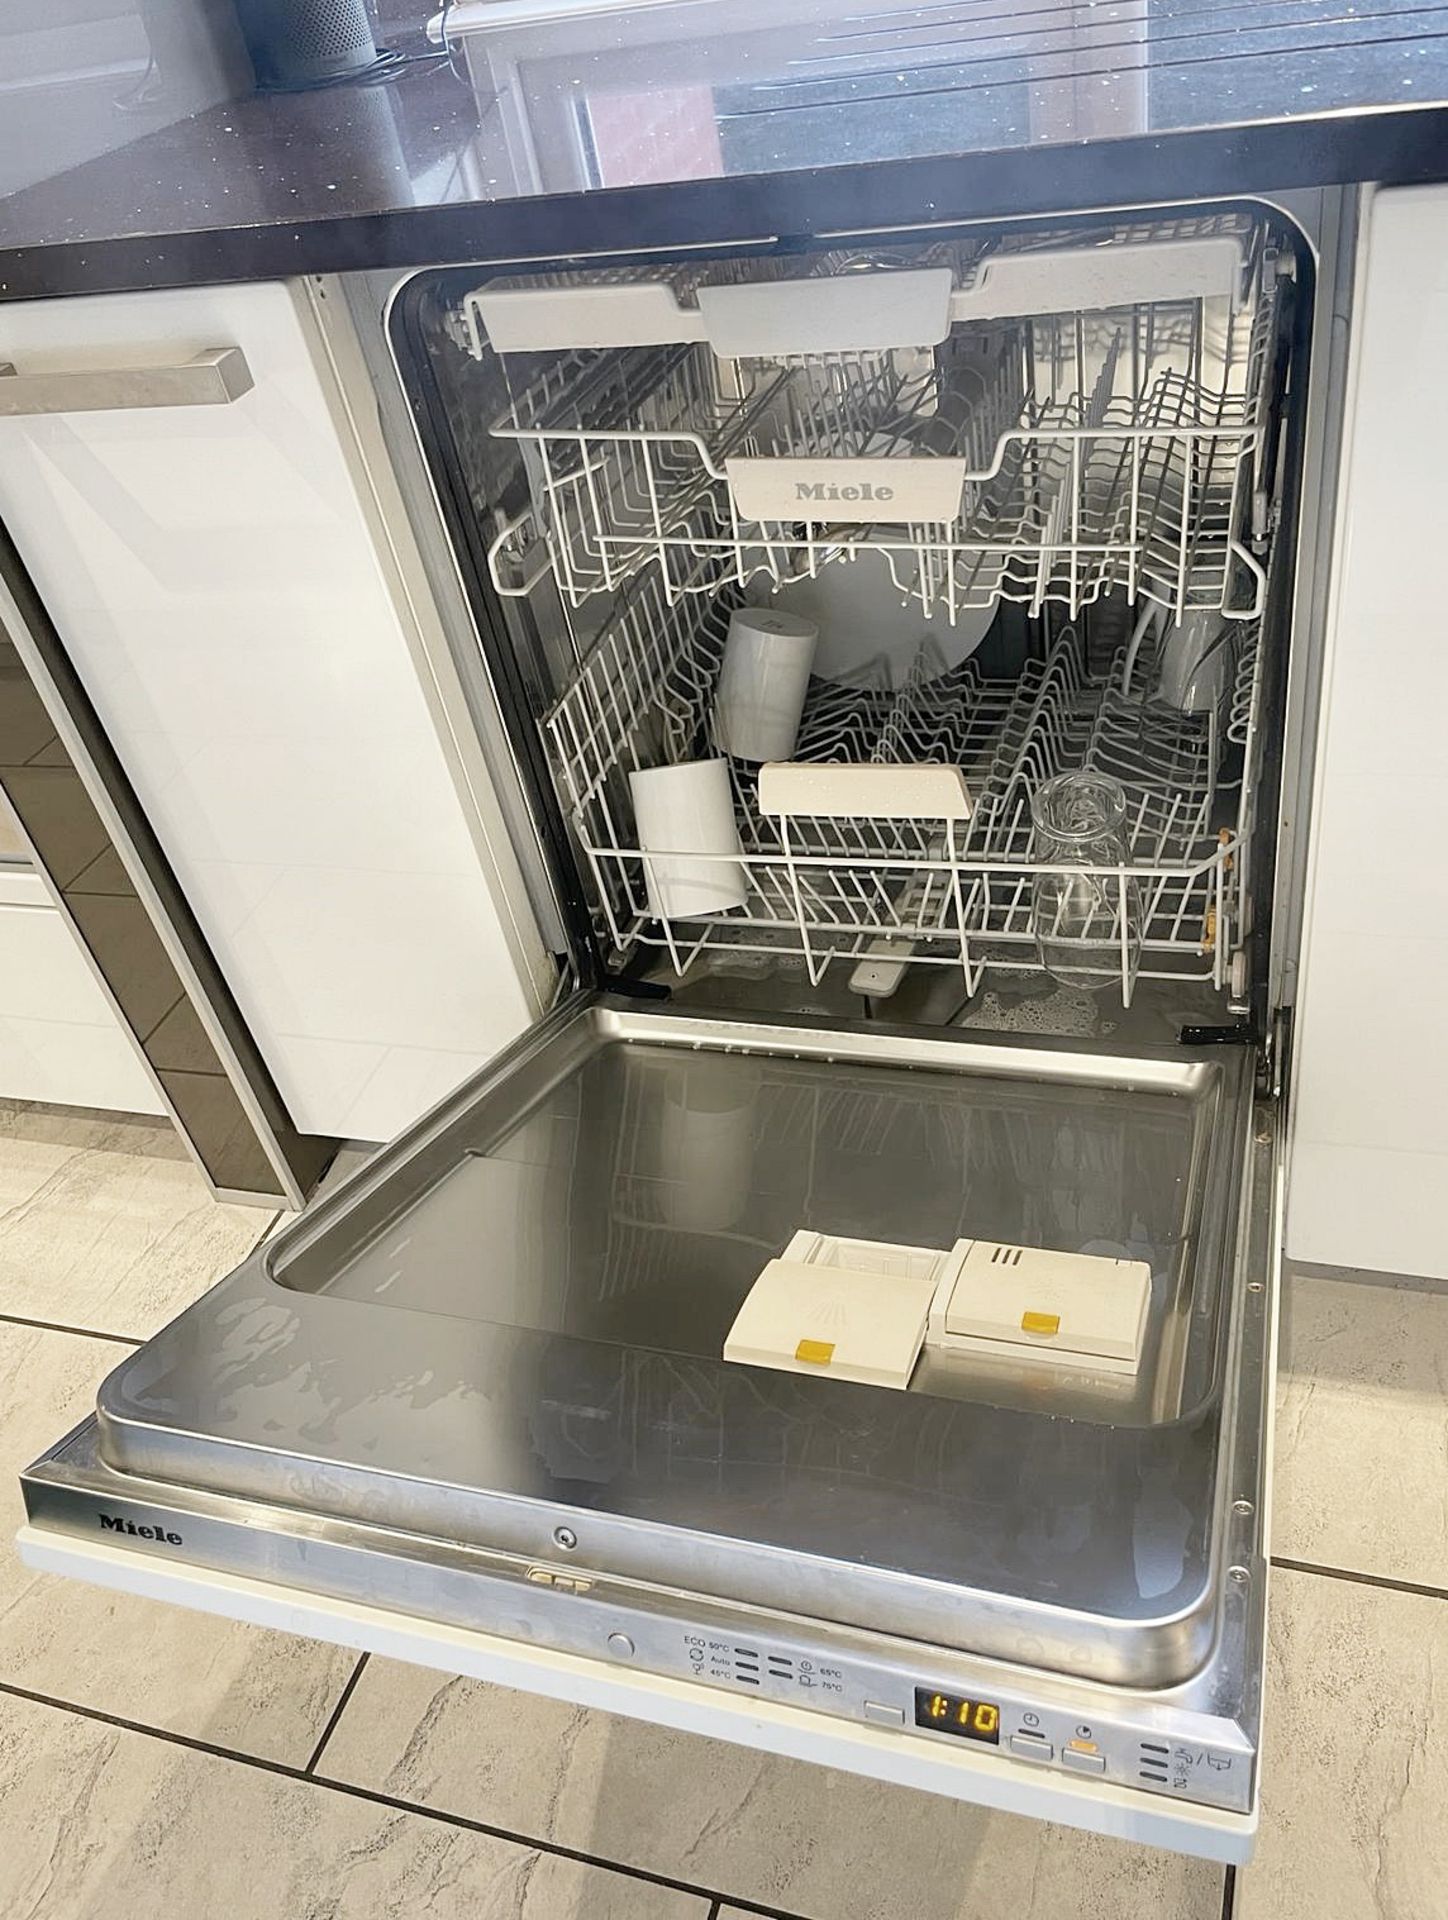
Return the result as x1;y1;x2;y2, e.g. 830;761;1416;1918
17;199;1322;1861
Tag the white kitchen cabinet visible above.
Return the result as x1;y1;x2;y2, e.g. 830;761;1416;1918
1288;184;1448;1278
0;869;162;1114
0;283;550;1142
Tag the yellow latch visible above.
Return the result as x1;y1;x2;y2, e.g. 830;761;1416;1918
795;1339;835;1366
1020;1311;1061;1337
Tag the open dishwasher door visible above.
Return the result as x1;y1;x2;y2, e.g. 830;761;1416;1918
19;993;1277;1861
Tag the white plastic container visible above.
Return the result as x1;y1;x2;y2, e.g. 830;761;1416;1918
713;607;818;761
628;758;747;919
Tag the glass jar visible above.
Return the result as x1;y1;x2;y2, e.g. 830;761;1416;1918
1029;773;1144;995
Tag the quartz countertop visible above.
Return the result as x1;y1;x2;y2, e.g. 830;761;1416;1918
2;0;1448;297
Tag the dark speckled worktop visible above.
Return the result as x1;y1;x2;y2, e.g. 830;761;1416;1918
3;0;1448;298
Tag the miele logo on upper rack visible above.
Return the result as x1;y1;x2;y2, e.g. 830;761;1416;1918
725;457;969;526
793;478;895;504
97;1512;182;1546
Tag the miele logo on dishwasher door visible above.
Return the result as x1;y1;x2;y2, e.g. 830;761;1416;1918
724;458;968;526
98;1512;183;1546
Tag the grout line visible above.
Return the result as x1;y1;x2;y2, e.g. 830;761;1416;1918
0;1677;809;1920
706;1904;723;1920
1221;1863;1236;1919
0;1309;140;1347
253;1210;284;1248
303;1652;370;1775
1272;1555;1448;1603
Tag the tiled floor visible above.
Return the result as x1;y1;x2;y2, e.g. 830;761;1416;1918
1;1106;1442;1919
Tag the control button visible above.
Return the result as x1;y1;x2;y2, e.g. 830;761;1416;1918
1009;1733;1054;1761
863;1701;906;1726
606;1633;635;1658
1062;1747;1107;1774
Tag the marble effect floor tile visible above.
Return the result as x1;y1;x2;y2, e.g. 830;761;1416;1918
1274;1269;1448;1587
1236;1566;1448;1920
0;1131;269;1337
0;1131;87;1224
0;1098;185;1159
1;1320;357;1765
0;1690;706;1920
322;1662;1224;1920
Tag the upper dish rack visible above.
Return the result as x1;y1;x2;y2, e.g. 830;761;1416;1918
477;217;1279;628
542;557;1263;1008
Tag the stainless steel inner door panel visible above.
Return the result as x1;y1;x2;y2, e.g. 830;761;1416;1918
27;998;1257;1695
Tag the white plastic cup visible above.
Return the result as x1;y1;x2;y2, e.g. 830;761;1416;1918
628;758;747;921
713;607;819;762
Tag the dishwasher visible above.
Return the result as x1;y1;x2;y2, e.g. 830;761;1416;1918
19;203;1312;1860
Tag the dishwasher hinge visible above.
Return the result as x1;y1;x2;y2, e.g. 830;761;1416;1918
1258;1005;1293;1102
1178;1022;1256;1049
1179;1013;1285;1099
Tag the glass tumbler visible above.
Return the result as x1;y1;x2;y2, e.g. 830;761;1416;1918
1029;773;1144;994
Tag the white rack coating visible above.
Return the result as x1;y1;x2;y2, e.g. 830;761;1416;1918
489;231;1277;629
542;559;1261;1006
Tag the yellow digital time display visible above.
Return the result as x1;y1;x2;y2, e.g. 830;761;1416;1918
913;1687;1001;1745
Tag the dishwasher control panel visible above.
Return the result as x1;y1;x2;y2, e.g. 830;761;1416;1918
646;1626;1254;1814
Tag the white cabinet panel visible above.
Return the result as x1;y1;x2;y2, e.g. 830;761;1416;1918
1289;184;1448;1277
0;284;543;1141
0;876;162;1114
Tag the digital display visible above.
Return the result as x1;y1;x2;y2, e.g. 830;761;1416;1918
913;1687;1001;1744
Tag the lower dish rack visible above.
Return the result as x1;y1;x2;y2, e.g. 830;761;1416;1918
542;562;1264;1007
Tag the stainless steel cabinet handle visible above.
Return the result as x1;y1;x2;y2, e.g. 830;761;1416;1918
0;347;253;416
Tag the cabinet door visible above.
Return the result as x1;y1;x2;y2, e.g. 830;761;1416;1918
0;872;163;1115
1289;184;1448;1277
0;283;544;1142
